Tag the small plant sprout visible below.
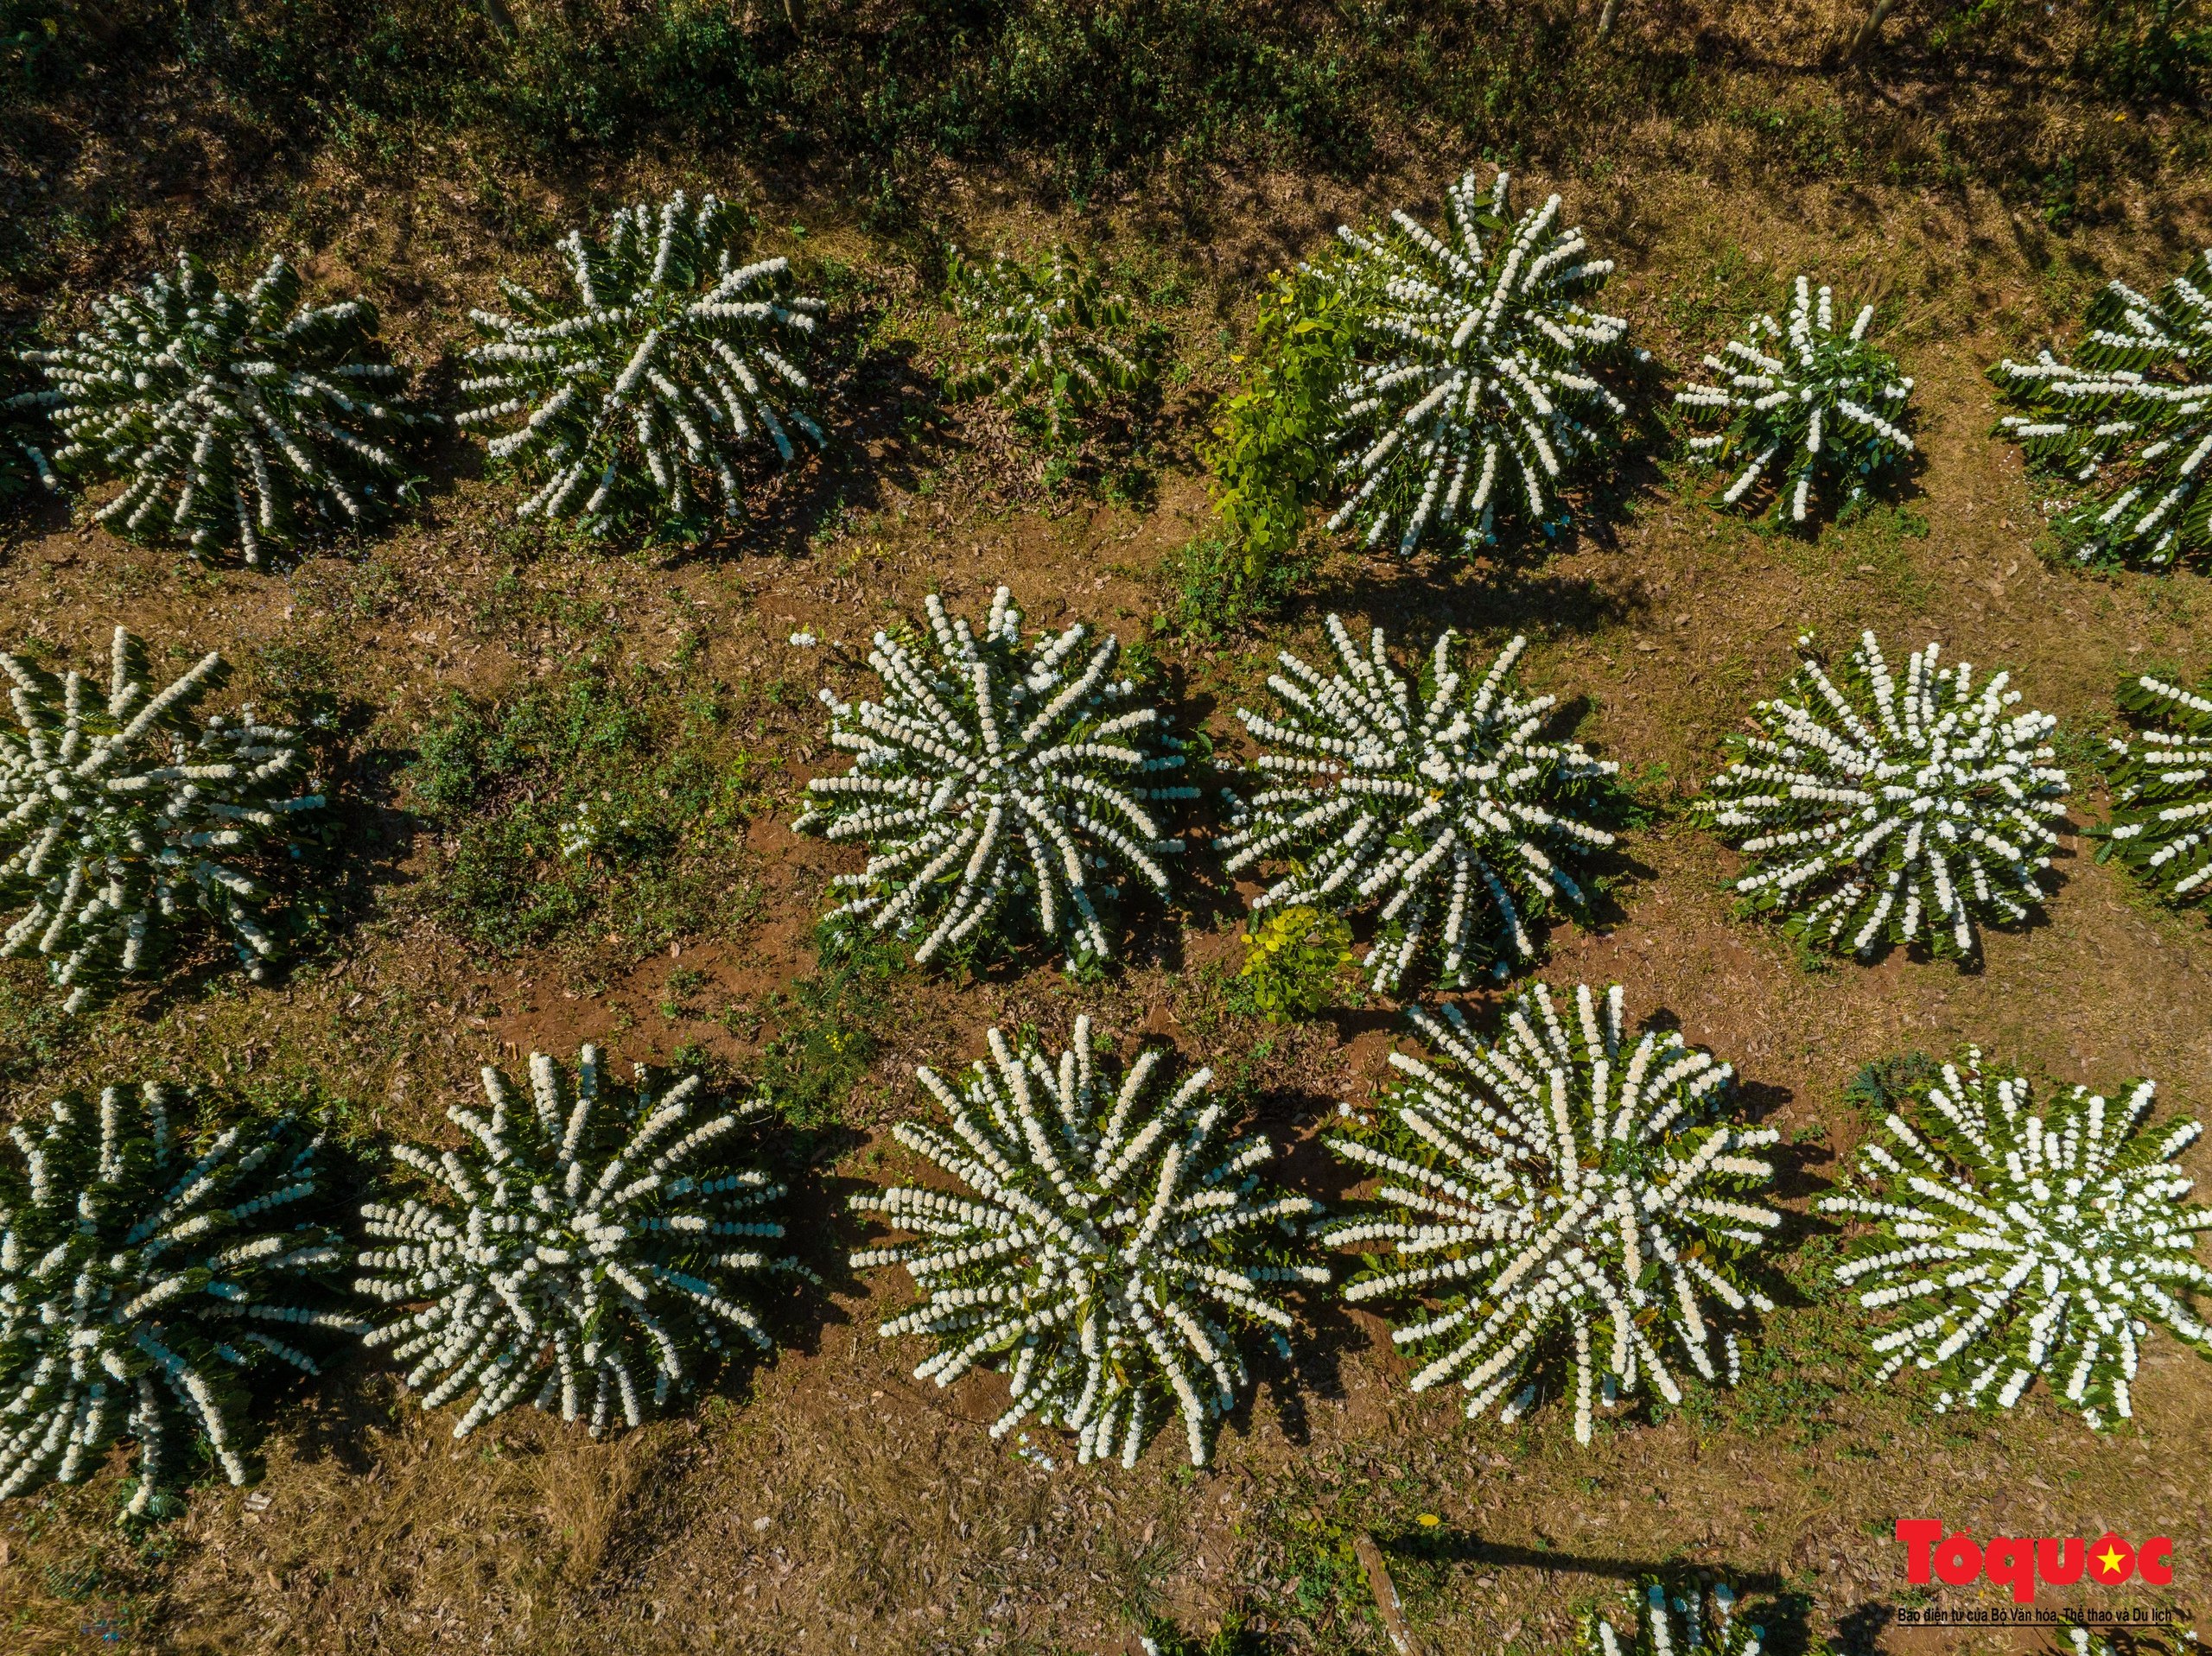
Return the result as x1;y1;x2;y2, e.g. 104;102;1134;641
2104;673;2212;904
1585;1581;1764;1656
1320;984;1781;1443
1992;251;2212;569
946;244;1149;440
794;587;1193;968
1232;904;1356;1024
1821;1050;2212;1428
1676;276;1914;525
16;255;426;565
0;1088;359;1514
849;1018;1326;1466
1694;631;2068;962
455;191;823;533
1320;168;1632;555
1220;617;1618;994
0;627;324;1012
356;1050;812;1437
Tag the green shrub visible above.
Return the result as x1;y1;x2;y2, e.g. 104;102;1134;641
1228;904;1354;1023
1197;263;1362;603
945;243;1151;442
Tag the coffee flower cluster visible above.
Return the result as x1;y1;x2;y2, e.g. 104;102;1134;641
946;244;1148;440
0;629;323;1012
357;1050;808;1438
1820;1050;2212;1429
1585;1582;1766;1656
1993;251;2212;569
0;1087;357;1514
1322;985;1781;1443
796;587;1192;967
457;191;823;532
18;255;423;564
2103;672;2212;904
1695;631;2068;961
1320;168;1630;555
851;1019;1325;1467
1220;618;1616;993
1677;276;1914;526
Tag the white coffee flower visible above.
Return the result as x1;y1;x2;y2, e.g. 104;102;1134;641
1320;985;1781;1444
1676;276;1914;525
2104;672;2212;904
456;190;823;532
1993;250;2212;568
13;255;427;565
1319;168;1631;555
795;587;1192;967
0;627;323;1012
1220;616;1617;993
357;1050;811;1437
0;1087;359;1514
1820;1049;2212;1430
1695;630;2068;961
1586;1581;1764;1656
851;1018;1326;1467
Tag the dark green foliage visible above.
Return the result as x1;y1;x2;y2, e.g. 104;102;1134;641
405;656;754;957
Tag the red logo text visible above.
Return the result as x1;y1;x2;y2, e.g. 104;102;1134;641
1896;1522;2175;1605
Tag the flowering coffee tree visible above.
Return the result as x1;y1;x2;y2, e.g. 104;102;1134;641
1694;631;2069;961
1584;1582;1766;1656
18;255;425;564
1820;1050;2212;1429
0;349;56;500
0;628;323;1012
1993;252;2212;569
1219;617;1618;993
456;191;823;532
357;1050;810;1437
1320;168;1632;555
795;587;1192;967
850;1018;1325;1466
2102;672;2212;904
0;1087;358;1514
1322;985;1781;1443
1676;276;1915;526
946;244;1149;440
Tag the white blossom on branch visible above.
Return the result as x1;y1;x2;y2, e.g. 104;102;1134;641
1693;631;2069;962
1993;251;2212;569
0;1087;359;1514
850;1018;1326;1466
2101;672;2212;905
794;587;1193;968
1319;168;1633;555
13;255;427;565
1219;616;1618;994
456;191;823;533
357;1050;812;1437
0;627;324;1012
1819;1050;2212;1430
1675;276;1914;526
1585;1581;1766;1656
946;243;1149;440
1320;985;1781;1444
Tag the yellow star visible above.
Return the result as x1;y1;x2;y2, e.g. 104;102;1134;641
2095;1547;2126;1577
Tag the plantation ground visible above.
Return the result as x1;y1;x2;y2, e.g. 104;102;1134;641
3;2;2212;1652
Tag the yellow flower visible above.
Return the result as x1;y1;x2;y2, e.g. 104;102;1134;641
1417;1513;1441;1528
